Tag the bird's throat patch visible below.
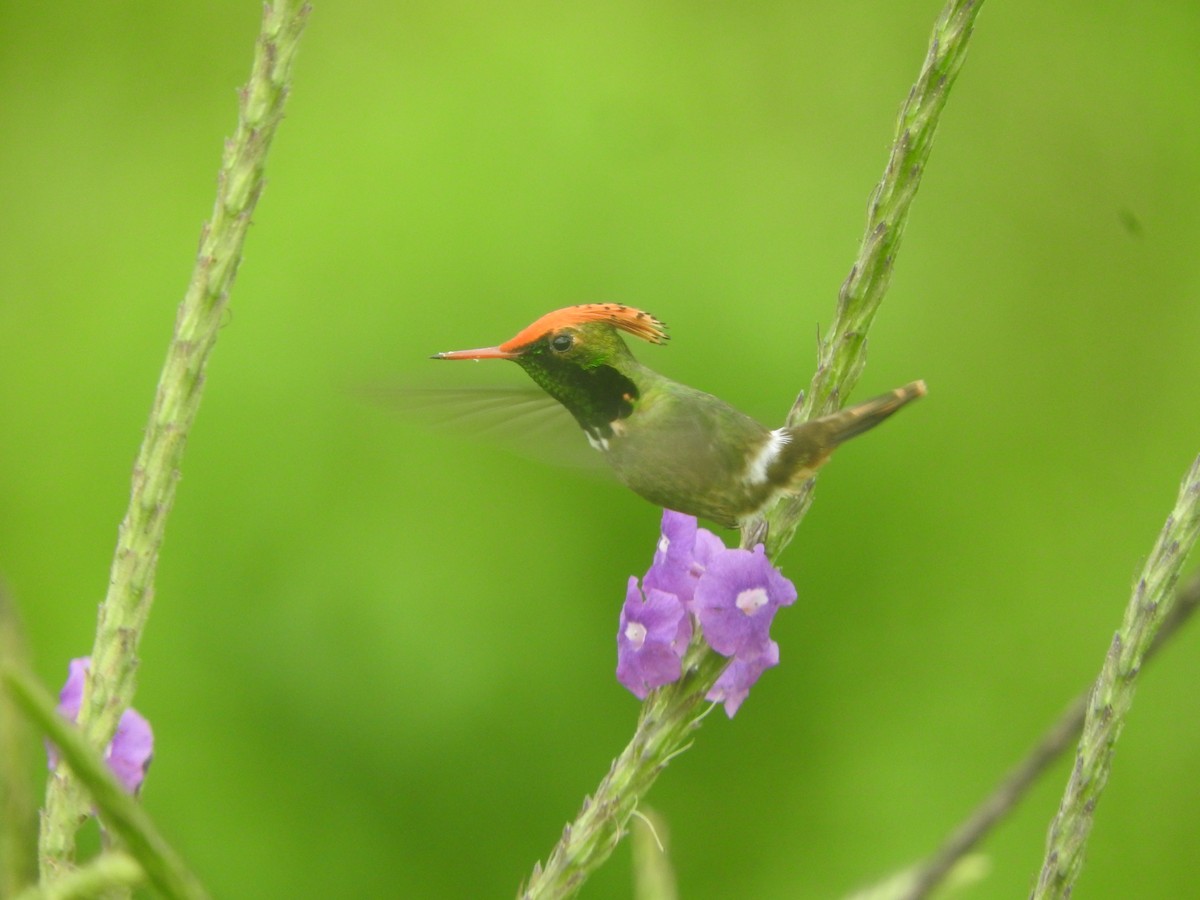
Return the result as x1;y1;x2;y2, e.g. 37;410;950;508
572;365;637;450
515;349;639;450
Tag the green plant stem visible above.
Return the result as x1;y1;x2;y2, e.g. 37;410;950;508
521;643;726;899
519;1;983;895
14;852;143;900
631;808;678;900
37;0;310;879
3;669;205;900
752;0;982;557
1;586;38;896
1031;456;1200;899
852;569;1200;900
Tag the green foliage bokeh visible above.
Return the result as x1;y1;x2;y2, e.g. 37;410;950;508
1;2;1198;896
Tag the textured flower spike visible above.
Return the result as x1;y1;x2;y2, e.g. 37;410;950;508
50;657;154;794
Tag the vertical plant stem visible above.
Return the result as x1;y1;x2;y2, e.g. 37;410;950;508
753;0;983;556
520;1;983;895
801;0;980;417
521;643;727;899
4;669;206;899
38;1;310;879
856;571;1200;900
1031;457;1200;899
631;808;679;900
14;852;144;900
0;587;38;896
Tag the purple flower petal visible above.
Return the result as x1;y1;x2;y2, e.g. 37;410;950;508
48;657;154;794
617;577;690;699
643;509;727;606
107;707;154;794
656;509;698;563
693;545;797;658
621;511;797;712
707;639;780;717
56;657;87;721
692;528;726;571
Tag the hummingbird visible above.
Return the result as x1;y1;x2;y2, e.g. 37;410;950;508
433;304;925;527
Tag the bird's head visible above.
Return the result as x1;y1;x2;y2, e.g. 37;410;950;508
433;303;667;366
433;304;669;440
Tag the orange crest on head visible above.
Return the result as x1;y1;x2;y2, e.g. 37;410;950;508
499;304;669;353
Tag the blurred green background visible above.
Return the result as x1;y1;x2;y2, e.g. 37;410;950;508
2;1;1199;896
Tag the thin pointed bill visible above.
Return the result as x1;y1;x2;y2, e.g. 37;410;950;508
431;346;518;361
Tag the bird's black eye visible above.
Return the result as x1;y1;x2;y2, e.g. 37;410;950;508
550;333;574;352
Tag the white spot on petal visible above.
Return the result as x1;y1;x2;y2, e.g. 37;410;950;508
736;587;769;616
624;621;647;650
658;535;670;554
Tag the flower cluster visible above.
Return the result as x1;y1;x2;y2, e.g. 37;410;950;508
617;510;796;716
48;657;154;794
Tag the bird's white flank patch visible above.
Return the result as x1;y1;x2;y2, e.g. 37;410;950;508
585;419;625;452
745;428;790;485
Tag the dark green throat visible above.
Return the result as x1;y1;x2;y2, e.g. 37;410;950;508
514;336;638;444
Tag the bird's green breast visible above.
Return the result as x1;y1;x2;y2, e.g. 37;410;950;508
603;377;778;526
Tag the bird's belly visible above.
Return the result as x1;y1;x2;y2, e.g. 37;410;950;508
602;427;773;527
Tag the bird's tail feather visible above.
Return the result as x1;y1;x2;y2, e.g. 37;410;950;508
819;380;927;446
758;380;925;493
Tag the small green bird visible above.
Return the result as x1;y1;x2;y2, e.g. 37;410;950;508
434;304;925;527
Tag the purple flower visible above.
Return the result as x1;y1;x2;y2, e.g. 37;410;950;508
616;511;797;715
106;707;154;794
616;576;692;699
643;509;726;605
49;658;153;794
692;544;796;658
707;639;780;717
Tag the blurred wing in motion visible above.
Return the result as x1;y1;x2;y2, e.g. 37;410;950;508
358;382;608;473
